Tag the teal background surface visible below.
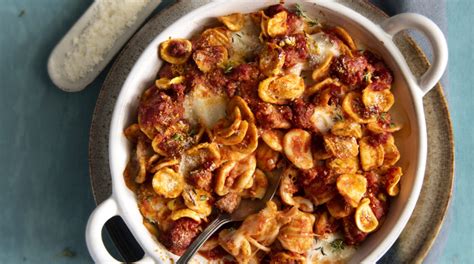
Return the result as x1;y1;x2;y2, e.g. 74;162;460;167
0;0;472;263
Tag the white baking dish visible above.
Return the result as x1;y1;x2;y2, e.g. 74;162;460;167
85;0;448;263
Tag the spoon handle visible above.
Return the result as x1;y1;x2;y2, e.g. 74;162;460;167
177;215;232;264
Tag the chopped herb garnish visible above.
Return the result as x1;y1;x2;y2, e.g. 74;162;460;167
172;133;183;141
200;195;207;201
333;113;344;122
295;3;305;17
364;71;372;83
379;112;388;122
315;246;327;256
294;4;319;26
389;122;397;128
330;238;345;253
224;62;234;74
308;20;320;26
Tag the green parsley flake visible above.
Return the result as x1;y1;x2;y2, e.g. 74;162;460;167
294;4;319;26
364;71;372;83
379;112;388;122
330;238;345;253
172;133;183;141
224;64;233;74
333;113;345;122
200;195;207;201
315;246;327;256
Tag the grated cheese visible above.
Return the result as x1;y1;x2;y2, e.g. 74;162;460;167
63;0;150;81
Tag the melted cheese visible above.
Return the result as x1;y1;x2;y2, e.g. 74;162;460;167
309;32;340;65
311;106;336;133
229;15;262;64
287;62;305;76
183;84;228;128
308;233;356;263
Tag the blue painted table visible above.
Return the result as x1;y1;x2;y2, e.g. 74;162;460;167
0;0;471;263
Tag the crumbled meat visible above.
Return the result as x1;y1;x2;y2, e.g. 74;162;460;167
184;62;205;89
206;69;229;94
228;63;260;82
367;192;388;220
286;12;304;35
138;88;184;134
363;51;393;90
215;192;241;214
226;63;261;99
272;34;308;68
264;4;287;17
342;216;368;245
368;133;390;147
167;40;188;57
365;171;382;193
331;53;371;87
168;83;186;102
351;95;379;120
253;102;292;129
299;165;330;186
157;63;175;79
291;99;315;131
166;218;201;255
188;169;213;192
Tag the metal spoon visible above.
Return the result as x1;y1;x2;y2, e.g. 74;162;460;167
177;170;282;264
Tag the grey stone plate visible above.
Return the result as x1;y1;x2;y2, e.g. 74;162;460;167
88;0;454;262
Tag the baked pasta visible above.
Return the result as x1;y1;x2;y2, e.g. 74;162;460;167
123;3;403;263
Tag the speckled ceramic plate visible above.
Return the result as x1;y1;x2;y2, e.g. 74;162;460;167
88;0;454;262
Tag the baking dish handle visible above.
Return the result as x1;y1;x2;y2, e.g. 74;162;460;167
86;197;121;263
86;197;154;263
381;13;448;96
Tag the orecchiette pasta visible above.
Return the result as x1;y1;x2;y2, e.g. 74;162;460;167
342;92;377;123
331;120;363;138
278;209;316;254
215;155;257;196
152;167;184;199
362;87;395;112
159;39;192;64
125;3;403;262
256;142;280;172
259;43;286;76
326;195;353;219
261;129;284;152
242;169;268;199
354;198;379;233
258;74;305;105
218;13;245;32
336;174;367;208
312;55;334;81
324;134;359;159
261;11;288;37
359;136;385;171
283;129;314;169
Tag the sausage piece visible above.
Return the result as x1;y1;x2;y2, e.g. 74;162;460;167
166;218;201;255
